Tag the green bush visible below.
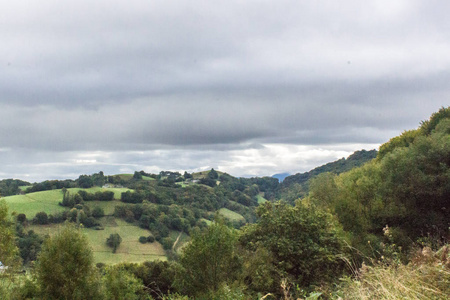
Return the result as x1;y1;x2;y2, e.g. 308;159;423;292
92;206;105;218
106;233;122;253
34;211;49;225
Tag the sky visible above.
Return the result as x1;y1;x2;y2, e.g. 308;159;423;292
0;0;449;182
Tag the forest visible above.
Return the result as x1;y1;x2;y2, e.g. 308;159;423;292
0;107;449;299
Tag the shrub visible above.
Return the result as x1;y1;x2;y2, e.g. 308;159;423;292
161;237;174;250
92;206;105;218
139;236;148;244
17;213;27;223
34;211;49;225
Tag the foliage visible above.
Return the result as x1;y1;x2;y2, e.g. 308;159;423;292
33;211;49;225
281;149;377;202
177;219;241;296
239;201;346;293
25;179;77;193
133;171;143;180
310;109;450;255
78;190;115;201
102;265;145;300
0;179;30;197
208;168;219;180
92;206;105;218
106;233;122;253
122;260;181;299
34;225;101;299
377;129;419;159
0;200;19;269
16;227;43;265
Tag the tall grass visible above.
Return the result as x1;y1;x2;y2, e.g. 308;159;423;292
337;246;450;299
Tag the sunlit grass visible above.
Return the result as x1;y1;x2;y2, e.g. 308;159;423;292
217;208;245;221
28;217;167;264
2;187;131;217
337;246;450;300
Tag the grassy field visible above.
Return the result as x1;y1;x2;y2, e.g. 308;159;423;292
256;194;267;204
218;208;245;222
3;190;67;216
84;200;122;216
2;187;131;217
19;186;31;192
115;174;155;181
29;218;166;264
66;187;131;199
191;170;224;180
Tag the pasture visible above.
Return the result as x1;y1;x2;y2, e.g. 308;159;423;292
29;217;167;264
2;187;131;217
4;190;67;216
218;208;245;222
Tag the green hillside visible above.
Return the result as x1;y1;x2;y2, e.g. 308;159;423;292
280;149;378;202
2;187;130;217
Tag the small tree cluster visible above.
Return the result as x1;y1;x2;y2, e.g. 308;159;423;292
106;233;122;253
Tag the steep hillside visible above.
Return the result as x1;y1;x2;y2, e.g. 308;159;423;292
280;149;377;202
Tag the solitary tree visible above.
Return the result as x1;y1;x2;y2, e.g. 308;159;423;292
106;233;122;253
208;168;219;180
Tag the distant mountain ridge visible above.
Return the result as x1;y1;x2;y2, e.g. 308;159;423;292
271;173;291;182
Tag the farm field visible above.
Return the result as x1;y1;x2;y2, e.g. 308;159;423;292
29;217;167;264
4;190;67;216
84;200;122;215
2;187;131;217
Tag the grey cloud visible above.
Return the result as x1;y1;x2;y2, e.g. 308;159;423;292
0;1;449;181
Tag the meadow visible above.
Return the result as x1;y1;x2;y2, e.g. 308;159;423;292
3;186;173;264
3;187;130;217
29;217;168;264
218;207;245;221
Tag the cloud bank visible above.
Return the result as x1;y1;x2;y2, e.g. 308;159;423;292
0;0;449;181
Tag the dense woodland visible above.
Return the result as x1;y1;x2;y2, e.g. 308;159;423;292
0;107;449;299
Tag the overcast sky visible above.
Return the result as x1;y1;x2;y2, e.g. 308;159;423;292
1;0;449;182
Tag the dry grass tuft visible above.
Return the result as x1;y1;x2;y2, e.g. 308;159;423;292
338;245;450;299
